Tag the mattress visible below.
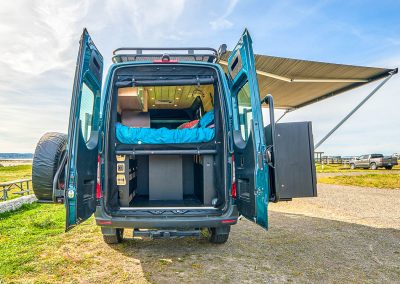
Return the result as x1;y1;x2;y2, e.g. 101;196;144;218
116;123;215;144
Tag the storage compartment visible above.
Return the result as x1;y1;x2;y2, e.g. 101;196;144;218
117;87;148;112
105;64;227;212
116;154;218;208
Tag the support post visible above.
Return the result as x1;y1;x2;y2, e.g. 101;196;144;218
276;109;291;122
315;73;395;149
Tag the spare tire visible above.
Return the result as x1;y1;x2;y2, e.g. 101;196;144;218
32;132;68;201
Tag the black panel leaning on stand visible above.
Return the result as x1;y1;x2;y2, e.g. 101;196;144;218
265;122;317;200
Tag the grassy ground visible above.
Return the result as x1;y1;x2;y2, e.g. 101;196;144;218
318;174;400;189
0;203;65;281
316;163;400;173
0;165;32;183
0;165;32;201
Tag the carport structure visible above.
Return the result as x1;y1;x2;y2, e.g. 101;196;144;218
219;53;397;148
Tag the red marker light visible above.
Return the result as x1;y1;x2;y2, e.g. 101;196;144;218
221;219;236;224
231;154;237;198
96;155;102;199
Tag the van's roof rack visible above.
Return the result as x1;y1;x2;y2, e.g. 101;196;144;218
112;47;219;63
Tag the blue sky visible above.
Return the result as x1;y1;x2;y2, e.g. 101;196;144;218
0;0;399;155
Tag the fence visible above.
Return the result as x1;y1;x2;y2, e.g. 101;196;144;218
0;179;32;201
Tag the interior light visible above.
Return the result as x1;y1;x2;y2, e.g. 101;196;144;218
149;88;153;91
152;104;155;107
177;88;182;91
151;97;155;100
175;97;179;100
174;104;178;107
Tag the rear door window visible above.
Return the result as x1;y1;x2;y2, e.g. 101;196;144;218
79;82;96;142
237;82;252;141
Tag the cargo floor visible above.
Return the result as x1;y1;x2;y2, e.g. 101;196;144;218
129;194;203;207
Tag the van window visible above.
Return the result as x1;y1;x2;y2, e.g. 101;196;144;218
79;82;95;142
237;81;252;141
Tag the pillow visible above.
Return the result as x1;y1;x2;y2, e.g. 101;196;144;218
177;119;199;129
198;110;214;128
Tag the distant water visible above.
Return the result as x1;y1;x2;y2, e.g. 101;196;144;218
0;153;33;159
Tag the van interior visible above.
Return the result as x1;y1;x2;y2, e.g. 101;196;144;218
106;65;226;211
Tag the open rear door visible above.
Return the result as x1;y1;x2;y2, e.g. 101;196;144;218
65;29;103;231
228;30;270;228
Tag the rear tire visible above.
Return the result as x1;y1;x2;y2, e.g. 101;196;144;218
32;132;68;201
350;163;355;170
370;163;377;170
208;227;230;244
102;228;124;244
385;166;393;170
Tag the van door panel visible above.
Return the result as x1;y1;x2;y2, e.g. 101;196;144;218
229;30;269;228
65;29;103;231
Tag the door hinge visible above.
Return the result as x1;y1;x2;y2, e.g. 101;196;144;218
264;146;274;168
257;152;263;170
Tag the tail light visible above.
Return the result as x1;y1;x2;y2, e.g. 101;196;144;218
96;154;102;199
231;154;237;198
153;59;178;63
153;54;178;63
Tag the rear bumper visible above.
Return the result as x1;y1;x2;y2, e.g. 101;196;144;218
94;205;239;229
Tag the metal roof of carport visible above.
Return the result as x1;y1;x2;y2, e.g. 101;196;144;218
219;52;398;109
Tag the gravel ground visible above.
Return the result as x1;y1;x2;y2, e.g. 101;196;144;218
0;160;32;167
271;183;400;229
23;183;399;283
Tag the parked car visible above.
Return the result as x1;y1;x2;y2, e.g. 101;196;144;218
32;29;317;244
349;154;398;170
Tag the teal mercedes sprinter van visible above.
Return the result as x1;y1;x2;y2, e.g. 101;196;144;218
32;29;316;244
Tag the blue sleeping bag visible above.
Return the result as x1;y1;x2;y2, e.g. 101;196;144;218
116;124;215;144
116;110;215;144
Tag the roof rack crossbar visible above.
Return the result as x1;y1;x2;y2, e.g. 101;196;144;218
113;47;218;56
112;47;219;64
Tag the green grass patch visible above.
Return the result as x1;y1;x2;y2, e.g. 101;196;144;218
0;164;32;183
0;203;65;281
0;201;100;282
318;174;400;189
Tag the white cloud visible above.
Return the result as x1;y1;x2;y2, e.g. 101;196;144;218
210;18;234;30
209;0;238;30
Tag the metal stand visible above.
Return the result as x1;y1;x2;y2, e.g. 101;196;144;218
276;109;292;122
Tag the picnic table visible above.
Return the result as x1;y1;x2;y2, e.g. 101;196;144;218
0;179;32;201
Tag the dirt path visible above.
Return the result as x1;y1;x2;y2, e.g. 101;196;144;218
20;184;400;283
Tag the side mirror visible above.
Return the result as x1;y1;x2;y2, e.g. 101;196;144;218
218;44;227;57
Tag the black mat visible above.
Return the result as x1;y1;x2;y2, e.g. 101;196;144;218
130;194;202;207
